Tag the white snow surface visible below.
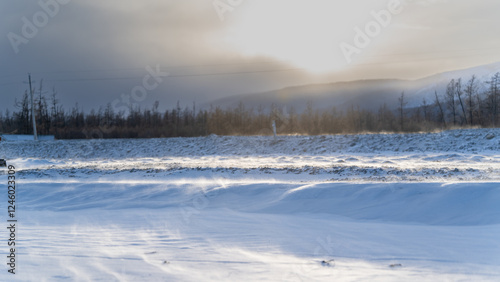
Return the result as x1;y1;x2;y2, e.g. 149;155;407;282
1;128;499;281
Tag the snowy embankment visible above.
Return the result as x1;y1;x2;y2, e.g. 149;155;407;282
1;128;499;281
2;128;499;159
2;128;500;182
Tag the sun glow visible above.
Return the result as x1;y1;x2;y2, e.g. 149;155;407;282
223;1;367;73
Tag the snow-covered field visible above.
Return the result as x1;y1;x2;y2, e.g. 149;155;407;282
1;128;500;281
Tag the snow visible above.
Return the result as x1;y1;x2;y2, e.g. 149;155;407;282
415;61;500;102
0;134;55;141
1;128;499;281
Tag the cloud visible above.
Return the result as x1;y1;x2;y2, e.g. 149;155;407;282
1;0;500;114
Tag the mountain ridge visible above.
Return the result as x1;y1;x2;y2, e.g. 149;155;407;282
206;61;500;112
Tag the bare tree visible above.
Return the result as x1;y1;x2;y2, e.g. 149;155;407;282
486;72;500;126
398;92;407;131
446;79;457;125
464;75;478;125
421;98;430;123
455;78;468;125
434;91;446;128
14;91;31;134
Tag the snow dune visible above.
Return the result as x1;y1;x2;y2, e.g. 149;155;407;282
0;128;499;281
9;181;500;281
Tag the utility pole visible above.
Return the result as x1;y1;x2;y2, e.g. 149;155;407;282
272;120;277;139
28;73;38;141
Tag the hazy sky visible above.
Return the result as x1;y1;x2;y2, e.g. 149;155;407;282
1;0;500;113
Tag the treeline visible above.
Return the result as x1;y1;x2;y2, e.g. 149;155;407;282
0;73;499;139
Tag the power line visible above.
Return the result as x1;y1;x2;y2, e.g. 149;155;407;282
1;46;497;81
352;52;500;67
0;60;291;80
361;46;500;58
0;81;24;87
0;49;499;86
46;68;305;82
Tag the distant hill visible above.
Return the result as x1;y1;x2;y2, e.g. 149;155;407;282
207;62;500;113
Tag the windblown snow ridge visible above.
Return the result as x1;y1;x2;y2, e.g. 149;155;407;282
0;128;498;159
